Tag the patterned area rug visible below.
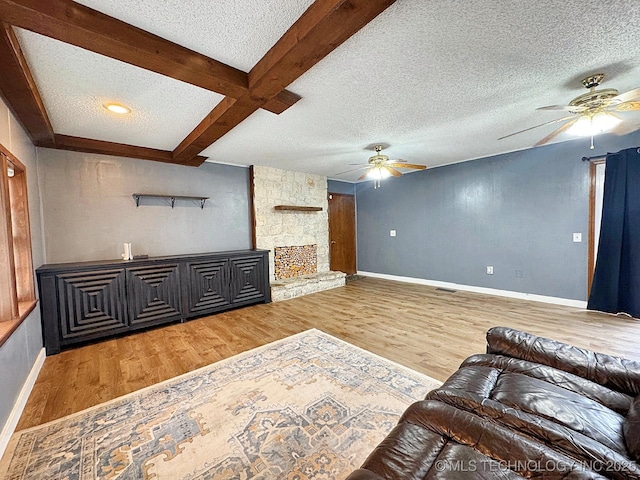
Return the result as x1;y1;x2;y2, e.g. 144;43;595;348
0;329;441;479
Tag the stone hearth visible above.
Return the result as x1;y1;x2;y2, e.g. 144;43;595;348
270;271;346;302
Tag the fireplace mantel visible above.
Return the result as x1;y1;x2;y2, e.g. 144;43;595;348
273;205;323;212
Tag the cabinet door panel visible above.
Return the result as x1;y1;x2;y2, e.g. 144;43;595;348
56;268;128;343
229;255;268;304
186;259;232;317
126;264;182;327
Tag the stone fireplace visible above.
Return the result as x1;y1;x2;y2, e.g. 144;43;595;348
252;166;345;301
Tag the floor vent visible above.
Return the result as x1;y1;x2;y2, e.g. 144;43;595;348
435;287;457;293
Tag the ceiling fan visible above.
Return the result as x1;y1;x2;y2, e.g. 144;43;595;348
335;145;427;188
499;73;640;149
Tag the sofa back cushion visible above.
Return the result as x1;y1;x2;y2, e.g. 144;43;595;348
486;327;640;396
624;395;640;460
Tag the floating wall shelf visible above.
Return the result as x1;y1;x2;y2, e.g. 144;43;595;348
132;193;209;209
274;205;323;212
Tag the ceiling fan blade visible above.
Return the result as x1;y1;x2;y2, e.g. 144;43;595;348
610;121;640;136
614;101;640;112
388;163;426;170
534;117;578;146
385;166;402;177
498;115;575;140
612;88;640;103
537;105;586;112
334;166;368;176
357;170;371;181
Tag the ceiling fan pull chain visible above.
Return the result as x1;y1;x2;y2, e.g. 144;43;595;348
590;134;595;150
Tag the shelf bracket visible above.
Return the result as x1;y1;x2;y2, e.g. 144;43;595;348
170;196;176;208
133;194;140;207
199;198;206;209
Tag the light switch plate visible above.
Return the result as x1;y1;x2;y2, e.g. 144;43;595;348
390;230;397;237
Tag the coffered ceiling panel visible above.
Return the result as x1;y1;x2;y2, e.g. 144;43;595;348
74;0;316;72
14;28;225;150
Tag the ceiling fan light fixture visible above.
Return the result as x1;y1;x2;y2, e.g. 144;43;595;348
567;112;621;137
366;166;391;180
366;165;391;189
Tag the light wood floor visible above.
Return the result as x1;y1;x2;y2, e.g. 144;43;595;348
17;277;640;431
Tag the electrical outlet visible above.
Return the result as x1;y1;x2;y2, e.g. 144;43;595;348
486;266;494;275
390;230;396;237
516;270;523;278
573;232;582;243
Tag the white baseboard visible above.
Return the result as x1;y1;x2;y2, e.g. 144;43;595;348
357;271;588;309
0;347;46;458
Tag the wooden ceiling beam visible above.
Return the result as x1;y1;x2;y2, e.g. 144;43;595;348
39;135;206;167
0;0;300;114
173;0;396;165
264;90;303;115
0;22;54;144
247;0;394;101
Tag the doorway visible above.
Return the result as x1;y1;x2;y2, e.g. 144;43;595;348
328;193;356;274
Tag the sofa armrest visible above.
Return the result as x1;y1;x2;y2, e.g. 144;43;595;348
486;327;640;396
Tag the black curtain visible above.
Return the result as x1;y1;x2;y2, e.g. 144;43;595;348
587;147;640;319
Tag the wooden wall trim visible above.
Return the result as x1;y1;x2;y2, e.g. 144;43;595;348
8;162;35;303
0;153;19;321
0;141;25;170
249;165;257;250
587;159;605;297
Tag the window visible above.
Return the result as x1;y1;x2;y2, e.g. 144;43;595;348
0;146;36;344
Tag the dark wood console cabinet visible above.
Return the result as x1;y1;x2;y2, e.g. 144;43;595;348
36;249;270;354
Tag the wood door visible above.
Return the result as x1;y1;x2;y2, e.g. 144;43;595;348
328;193;356;274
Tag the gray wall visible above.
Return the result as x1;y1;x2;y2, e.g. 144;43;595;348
356;130;640;301
328;179;356;195
37;149;251;263
0;97;45;435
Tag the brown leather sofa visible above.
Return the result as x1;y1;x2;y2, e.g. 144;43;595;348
347;327;640;479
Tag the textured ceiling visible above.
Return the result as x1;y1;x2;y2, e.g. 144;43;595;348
16;0;640;180
15;29;224;150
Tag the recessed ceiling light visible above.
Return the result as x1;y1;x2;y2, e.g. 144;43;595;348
104;103;131;115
